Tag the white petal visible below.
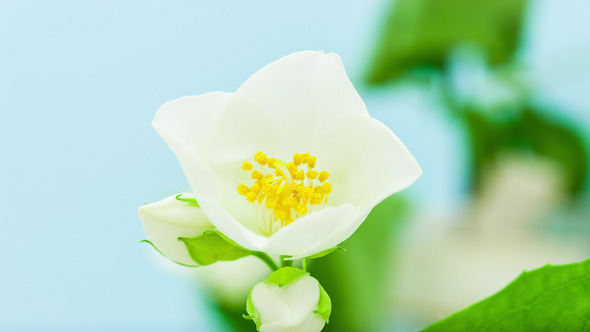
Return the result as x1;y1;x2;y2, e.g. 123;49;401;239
318;112;422;209
274;275;320;324
261;314;325;332
253;275;320;326
199;197;364;258
138;194;214;265
212;94;282;163
153;92;232;160
296;313;327;332
208;95;282;230
197;196;269;252
215;51;367;157
259;322;291;332
152;92;232;202
251;283;292;324
263;205;364;258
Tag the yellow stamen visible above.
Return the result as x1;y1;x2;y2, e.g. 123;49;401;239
237;152;333;235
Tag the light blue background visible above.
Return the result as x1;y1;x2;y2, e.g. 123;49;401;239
1;0;588;331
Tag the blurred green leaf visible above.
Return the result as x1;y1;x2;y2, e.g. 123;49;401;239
215;300;255;332
311;195;410;332
420;258;590;331
465;108;588;196
522;109;589;194
368;0;528;84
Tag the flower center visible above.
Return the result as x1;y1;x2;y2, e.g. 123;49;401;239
237;152;332;236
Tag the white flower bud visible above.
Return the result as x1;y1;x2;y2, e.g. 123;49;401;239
138;193;214;265
246;267;331;332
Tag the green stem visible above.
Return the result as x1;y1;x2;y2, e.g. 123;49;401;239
252;251;279;271
302;258;308;273
280;255;293;267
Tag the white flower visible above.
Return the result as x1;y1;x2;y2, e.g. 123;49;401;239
152;51;421;258
247;267;330;332
138;193;214;265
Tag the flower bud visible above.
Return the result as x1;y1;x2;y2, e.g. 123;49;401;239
246;267;331;332
138;194;214;265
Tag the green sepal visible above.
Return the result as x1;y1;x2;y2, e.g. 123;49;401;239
244;287;261;330
265;266;308;287
420;258;590;331
139;240;200;267
303;246;346;260
174;193;199;207
178;230;251;266
315;283;332;323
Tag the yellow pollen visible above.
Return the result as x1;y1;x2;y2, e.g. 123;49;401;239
310;193;323;204
251;170;263;180
237;184;250;195
267;158;277;168
307;156;317;169
295;170;305;181
251;183;262;194
241;161;253;171
245;192;258;203
254;151;268;165
321;182;332;194
293;153;302;166
237;152;333;234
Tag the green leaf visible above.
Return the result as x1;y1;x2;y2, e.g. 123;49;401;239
178;230;251;266
304;246;346;260
421;258;590;331
265;267;307;287
315;284;332;323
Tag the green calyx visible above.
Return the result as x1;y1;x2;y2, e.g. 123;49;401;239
315;283;332;322
265;266;308;287
174;193;199;206
244;287;261;330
